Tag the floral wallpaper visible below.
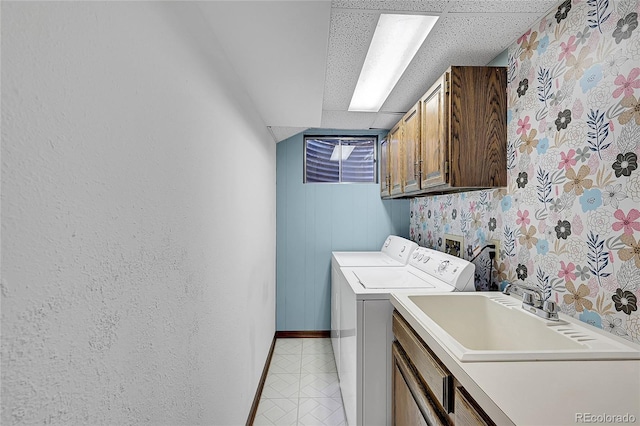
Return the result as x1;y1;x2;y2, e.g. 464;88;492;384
410;190;504;291
410;0;640;344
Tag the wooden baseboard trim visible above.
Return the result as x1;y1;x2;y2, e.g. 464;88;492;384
246;334;277;426
275;330;330;338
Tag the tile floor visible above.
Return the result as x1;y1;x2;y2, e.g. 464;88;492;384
253;338;346;426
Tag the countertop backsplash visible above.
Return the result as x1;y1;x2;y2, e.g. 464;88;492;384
411;0;640;345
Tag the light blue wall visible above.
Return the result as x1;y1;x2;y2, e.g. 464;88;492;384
487;49;508;66
276;129;410;331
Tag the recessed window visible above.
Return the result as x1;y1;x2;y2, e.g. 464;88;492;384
304;136;377;183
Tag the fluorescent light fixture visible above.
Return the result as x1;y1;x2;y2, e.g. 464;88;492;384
348;14;439;112
330;145;355;161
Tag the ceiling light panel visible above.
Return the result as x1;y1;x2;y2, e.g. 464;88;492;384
348;14;439;112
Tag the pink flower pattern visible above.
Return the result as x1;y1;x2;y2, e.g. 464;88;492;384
558;261;577;282
517;116;531;135
516;210;530;226
612;209;640;235
613;68;640;98
558;36;577;62
558;149;577;170
518;29;531;45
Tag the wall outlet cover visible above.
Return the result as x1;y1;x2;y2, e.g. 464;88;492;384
490;239;500;255
444;234;464;258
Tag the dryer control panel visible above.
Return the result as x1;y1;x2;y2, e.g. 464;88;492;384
380;235;418;264
409;247;475;292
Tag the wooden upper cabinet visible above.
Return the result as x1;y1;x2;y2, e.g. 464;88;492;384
381;66;507;198
389;122;403;196
447;66;507;189
401;102;421;193
420;73;448;189
380;136;390;198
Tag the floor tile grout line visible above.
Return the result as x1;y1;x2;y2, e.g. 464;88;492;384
256;337;345;425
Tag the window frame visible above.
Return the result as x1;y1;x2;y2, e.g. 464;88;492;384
303;135;379;184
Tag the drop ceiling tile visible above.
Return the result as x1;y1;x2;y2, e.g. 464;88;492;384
446;0;558;14
331;0;447;12
320;111;377;130
323;11;379;111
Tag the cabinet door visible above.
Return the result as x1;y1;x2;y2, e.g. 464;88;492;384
392;343;449;426
402;103;421;193
389;122;403;196
380;136;390;198
448;66;507;188
454;386;495;426
420;73;448;189
393;364;429;426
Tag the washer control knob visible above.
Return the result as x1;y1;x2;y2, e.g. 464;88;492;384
438;260;450;272
400;245;406;252
412;252;418;259
422;256;430;263
384;239;391;247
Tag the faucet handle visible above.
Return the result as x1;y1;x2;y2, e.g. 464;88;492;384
543;300;558;314
522;292;534;306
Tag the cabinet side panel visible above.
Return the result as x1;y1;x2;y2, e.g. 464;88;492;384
362;300;394;426
389;124;403;196
380;137;390;197
339;280;358;426
449;66;507;188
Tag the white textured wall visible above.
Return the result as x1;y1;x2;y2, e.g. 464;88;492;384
1;2;276;424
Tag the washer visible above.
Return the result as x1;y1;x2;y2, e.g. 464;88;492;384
331;236;417;377
333;246;475;426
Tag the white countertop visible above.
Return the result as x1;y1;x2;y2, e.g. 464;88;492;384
391;293;640;426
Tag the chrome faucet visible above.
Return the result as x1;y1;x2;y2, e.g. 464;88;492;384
503;282;559;321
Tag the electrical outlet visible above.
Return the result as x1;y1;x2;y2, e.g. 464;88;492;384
489;239;500;255
444;234;464;258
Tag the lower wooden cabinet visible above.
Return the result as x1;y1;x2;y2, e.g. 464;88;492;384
392;311;495;426
392;342;450;426
454;387;494;426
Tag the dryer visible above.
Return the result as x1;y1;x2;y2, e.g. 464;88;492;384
334;246;475;426
331;235;418;268
331;235;417;377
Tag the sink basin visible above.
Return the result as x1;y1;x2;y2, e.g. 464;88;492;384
391;292;640;362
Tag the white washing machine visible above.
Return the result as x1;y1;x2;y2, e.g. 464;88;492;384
334;246;475;426
331;236;417;379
